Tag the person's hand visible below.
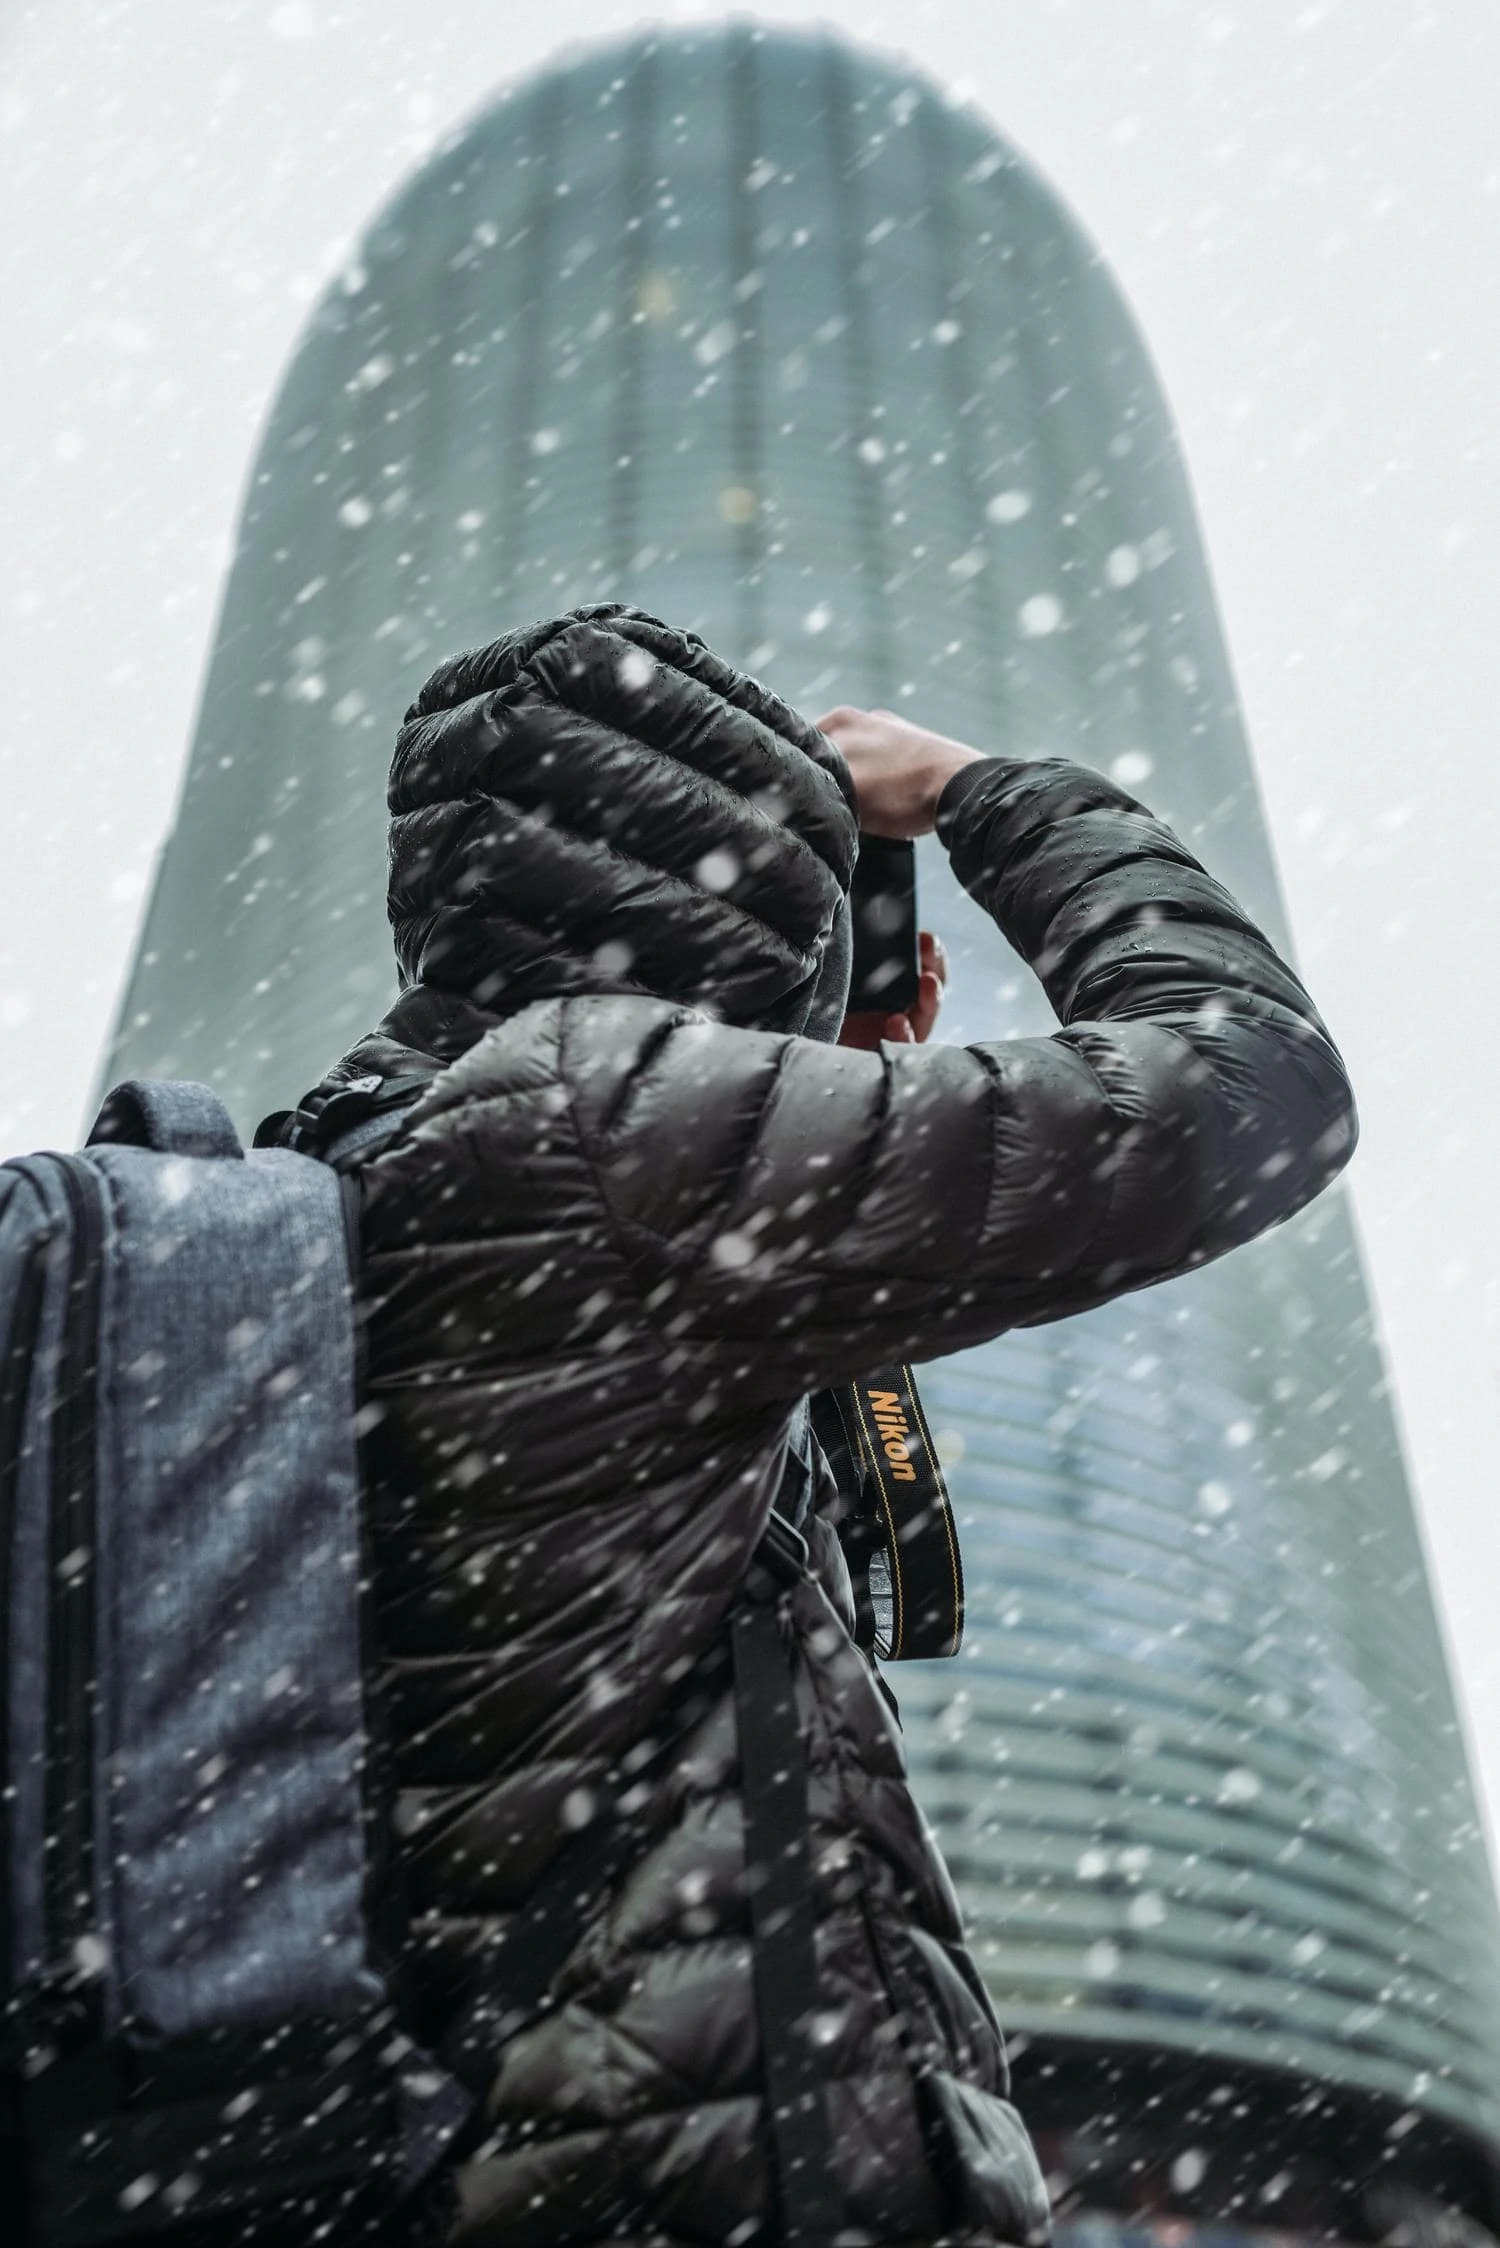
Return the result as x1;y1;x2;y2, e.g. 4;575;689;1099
815;705;985;840
838;930;949;1050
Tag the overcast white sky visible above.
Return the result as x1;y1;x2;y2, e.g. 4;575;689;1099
5;0;1499;1842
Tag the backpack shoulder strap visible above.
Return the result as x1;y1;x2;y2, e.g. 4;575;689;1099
87;1079;242;1160
731;1517;846;2248
256;1072;436;1170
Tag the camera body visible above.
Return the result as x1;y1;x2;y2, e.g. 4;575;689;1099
846;835;919;1014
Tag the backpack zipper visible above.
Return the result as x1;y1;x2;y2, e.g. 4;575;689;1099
0;1203;53;1999
41;1156;106;1973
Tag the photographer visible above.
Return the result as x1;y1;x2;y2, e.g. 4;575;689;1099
282;604;1354;2247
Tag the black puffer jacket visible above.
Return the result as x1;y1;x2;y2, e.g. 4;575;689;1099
288;610;1355;2247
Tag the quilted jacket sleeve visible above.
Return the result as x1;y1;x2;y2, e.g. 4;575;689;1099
563;755;1356;1400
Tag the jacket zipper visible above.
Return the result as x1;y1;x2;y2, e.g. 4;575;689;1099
0;1204;52;1999
41;1156;106;1973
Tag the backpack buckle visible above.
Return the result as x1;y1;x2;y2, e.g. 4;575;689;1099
756;1509;809;1586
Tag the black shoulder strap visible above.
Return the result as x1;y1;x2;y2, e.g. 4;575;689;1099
829;1365;965;1661
254;1071;436;1165
731;1519;845;2248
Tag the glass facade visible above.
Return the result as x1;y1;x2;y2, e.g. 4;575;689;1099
105;22;1500;2183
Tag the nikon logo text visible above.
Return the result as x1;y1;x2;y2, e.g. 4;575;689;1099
867;1389;917;1482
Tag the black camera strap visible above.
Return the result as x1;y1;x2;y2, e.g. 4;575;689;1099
828;1365;964;1662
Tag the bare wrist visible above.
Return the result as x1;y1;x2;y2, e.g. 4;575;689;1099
919;743;985;823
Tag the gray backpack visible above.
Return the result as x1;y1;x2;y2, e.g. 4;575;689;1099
0;1080;468;2246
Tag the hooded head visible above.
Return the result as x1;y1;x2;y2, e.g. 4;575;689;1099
387;606;858;1042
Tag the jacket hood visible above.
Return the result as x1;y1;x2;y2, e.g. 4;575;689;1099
386;605;858;1039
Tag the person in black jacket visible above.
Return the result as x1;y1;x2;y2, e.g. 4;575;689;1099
283;604;1354;2247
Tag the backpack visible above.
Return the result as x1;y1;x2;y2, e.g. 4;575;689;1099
0;1079;468;2246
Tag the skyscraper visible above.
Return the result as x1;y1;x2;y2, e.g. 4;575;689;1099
106;23;1500;2229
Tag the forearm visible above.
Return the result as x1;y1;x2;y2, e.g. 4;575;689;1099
936;754;1357;1261
938;757;1319;1025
